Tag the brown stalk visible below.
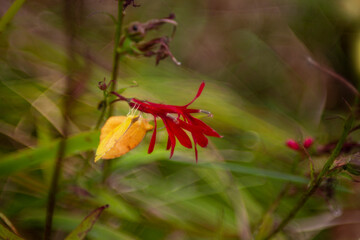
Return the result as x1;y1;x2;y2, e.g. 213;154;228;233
44;0;84;239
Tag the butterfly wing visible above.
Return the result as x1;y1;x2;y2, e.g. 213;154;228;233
95;115;139;162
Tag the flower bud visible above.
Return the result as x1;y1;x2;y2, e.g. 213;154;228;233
98;79;107;91
303;137;314;148
286;139;300;151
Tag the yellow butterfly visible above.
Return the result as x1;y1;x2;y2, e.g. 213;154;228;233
95;114;153;162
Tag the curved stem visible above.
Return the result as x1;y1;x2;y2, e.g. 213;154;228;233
307;57;360;97
264;113;355;239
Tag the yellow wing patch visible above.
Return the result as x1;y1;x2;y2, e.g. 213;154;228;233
95;115;153;162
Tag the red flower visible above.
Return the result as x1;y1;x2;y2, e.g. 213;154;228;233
112;82;222;161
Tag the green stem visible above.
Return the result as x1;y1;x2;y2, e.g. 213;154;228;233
44;138;67;240
95;0;124;129
95;92;108;129
0;0;26;33
264;113;355;240
101;0;124;183
108;0;124;118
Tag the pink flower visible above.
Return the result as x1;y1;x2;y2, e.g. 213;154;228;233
112;82;222;161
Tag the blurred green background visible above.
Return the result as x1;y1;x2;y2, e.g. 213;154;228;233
1;0;360;239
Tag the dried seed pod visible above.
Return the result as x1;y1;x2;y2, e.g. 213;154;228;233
345;153;360;176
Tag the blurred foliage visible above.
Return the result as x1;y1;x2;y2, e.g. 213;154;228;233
1;0;360;239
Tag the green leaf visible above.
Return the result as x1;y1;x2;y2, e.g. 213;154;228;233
65;205;108;240
210;162;308;183
20;210;136;240
254;212;274;240
0;0;26;33
22;210;136;240
0;213;20;238
173;161;308;184
0;131;100;177
0;223;24;240
93;190;140;222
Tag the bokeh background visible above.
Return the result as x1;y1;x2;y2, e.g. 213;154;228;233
1;0;360;239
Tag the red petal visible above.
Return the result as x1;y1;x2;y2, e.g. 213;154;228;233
184;82;205;107
131;99;148;112
166;136;171;150
193;131;208;147
188;116;221;138
148;116;157;154
162;117;176;158
194;142;198;163
166;119;192;148
143;101;181;114
178;119;208;147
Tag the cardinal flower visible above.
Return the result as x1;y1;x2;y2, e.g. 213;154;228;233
112;82;222;161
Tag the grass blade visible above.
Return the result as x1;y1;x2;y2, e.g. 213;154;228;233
0;0;26;32
0;223;24;240
0;131;99;177
65;205;108;240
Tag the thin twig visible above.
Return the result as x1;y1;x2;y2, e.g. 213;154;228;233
307;57;360;97
349;124;360;134
301;146;315;181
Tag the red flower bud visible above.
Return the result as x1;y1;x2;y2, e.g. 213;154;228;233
286;139;300;151
303;137;314;148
